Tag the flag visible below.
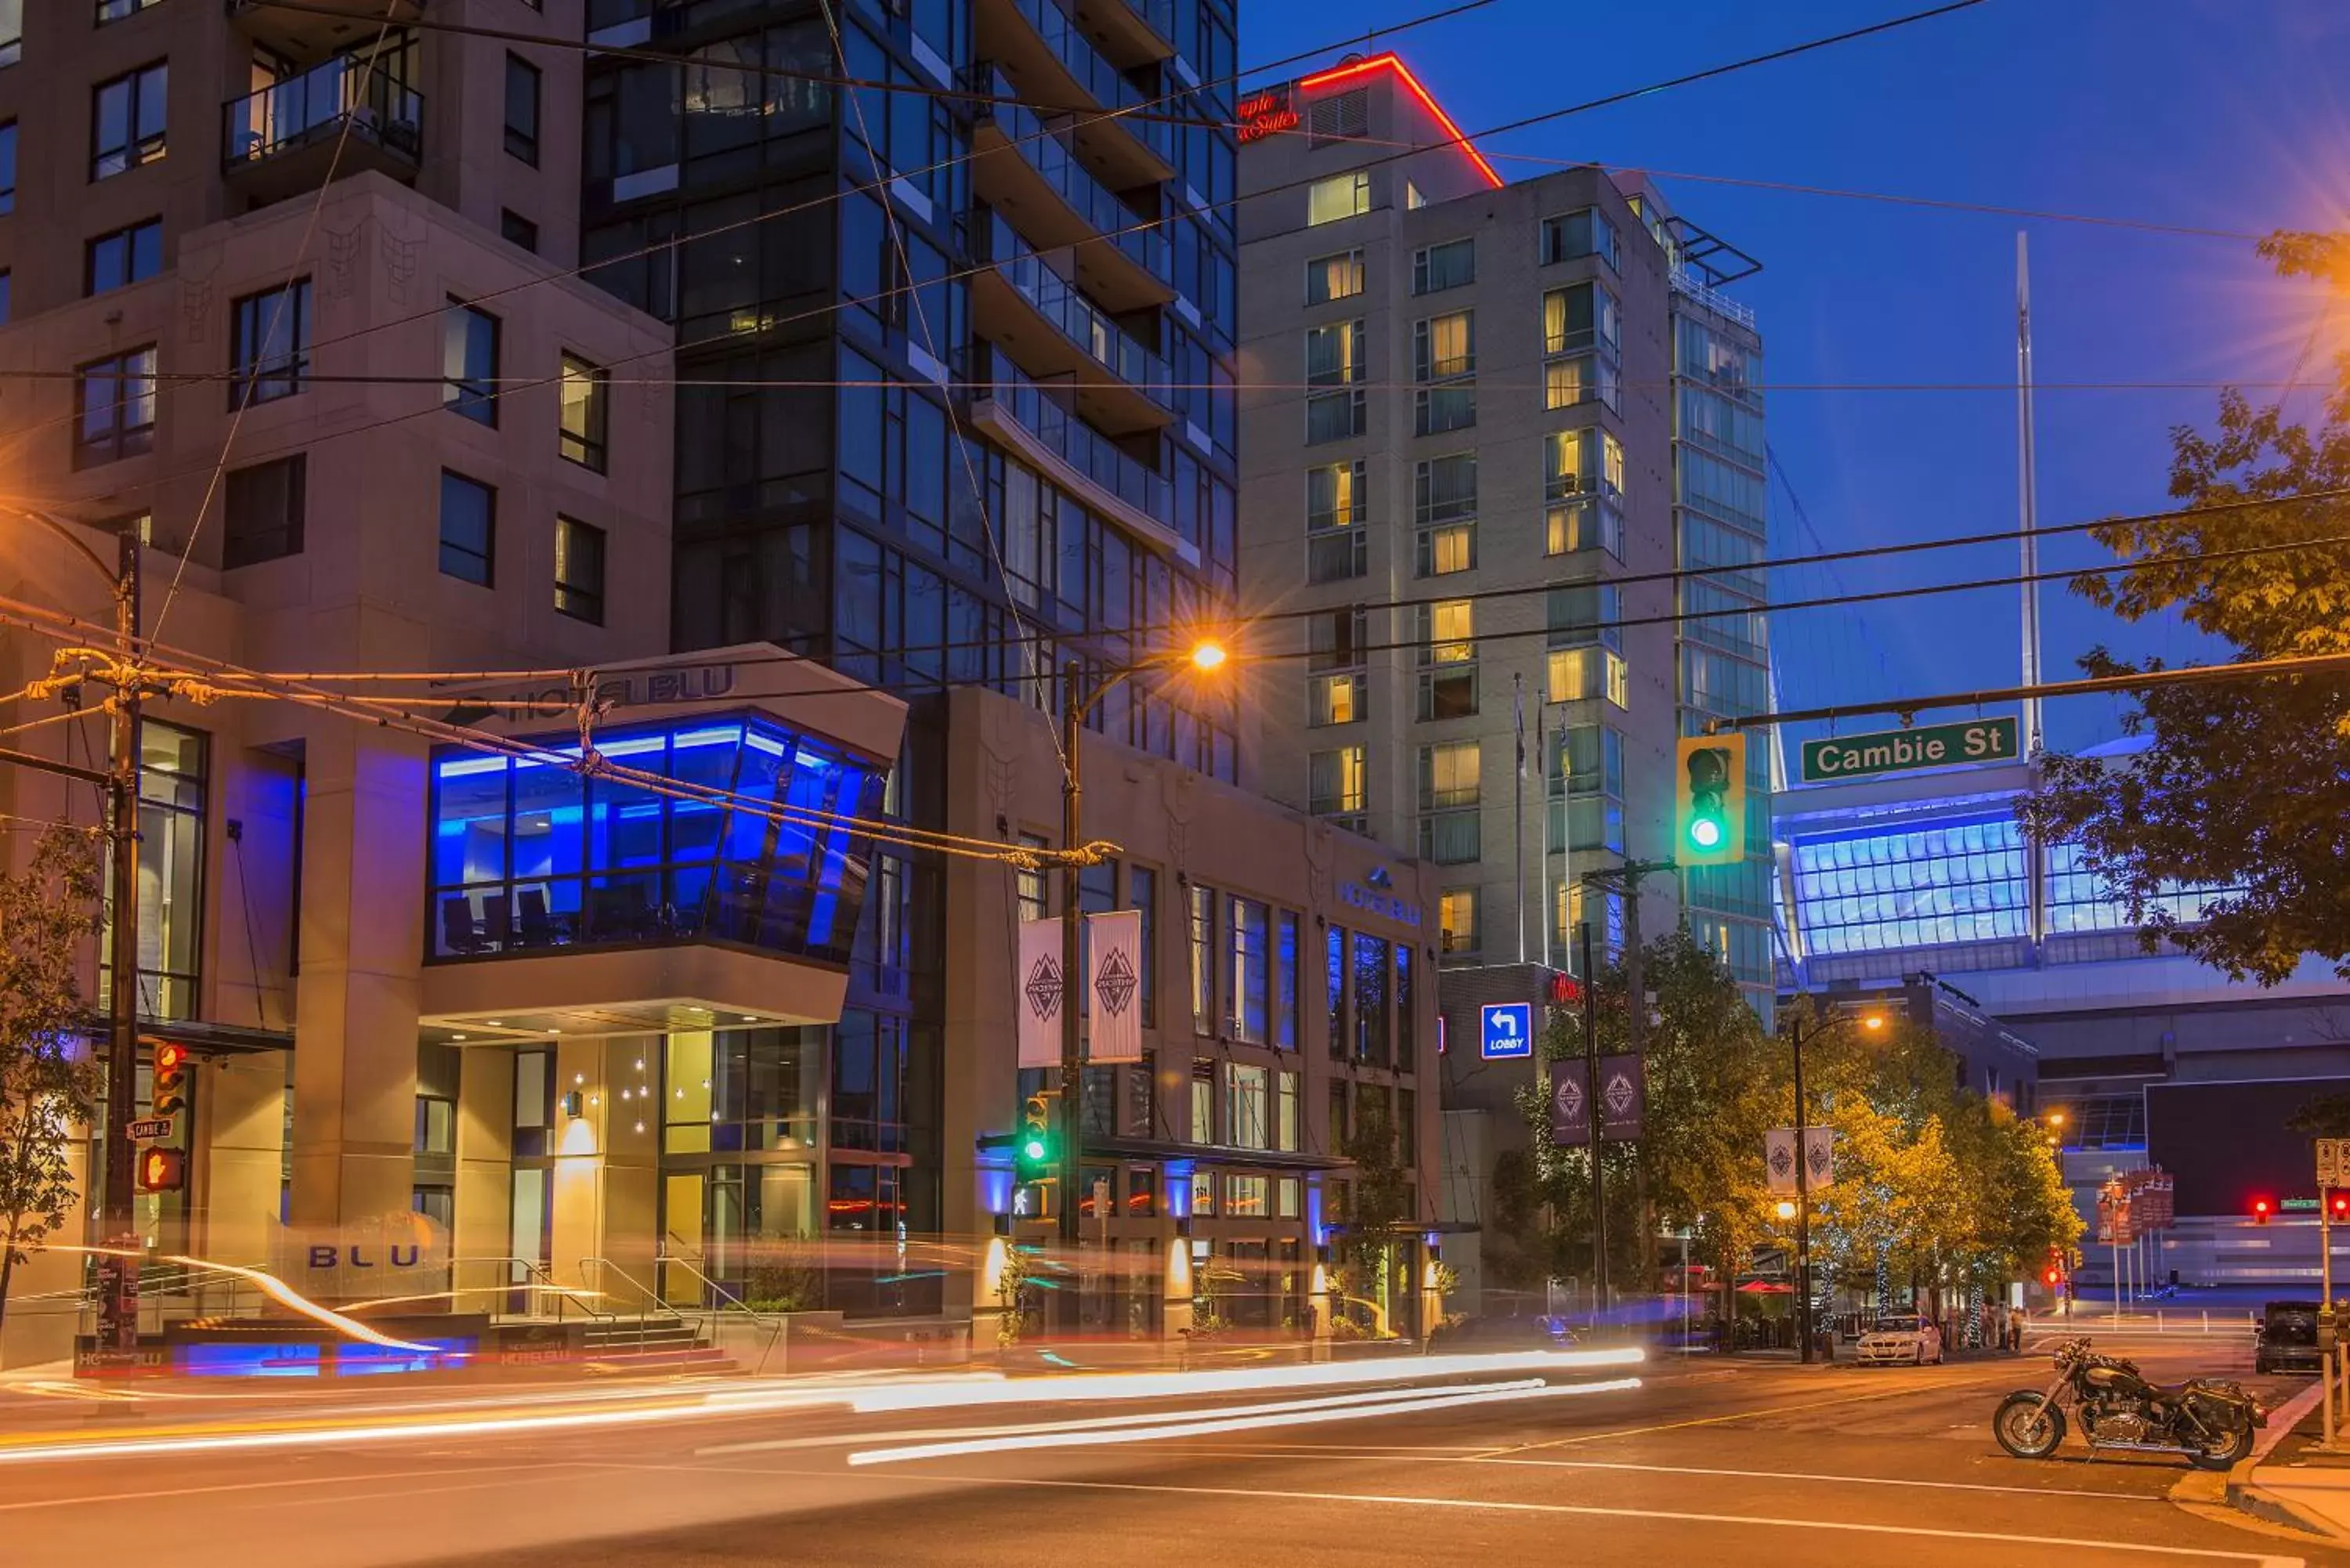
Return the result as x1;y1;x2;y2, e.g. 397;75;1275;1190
1597;1054;1644;1142
1086;909;1143;1063
1513;672;1528;778
1765;1129;1798;1194
1802;1127;1835;1190
1549;1060;1590;1147
1016;919;1063;1068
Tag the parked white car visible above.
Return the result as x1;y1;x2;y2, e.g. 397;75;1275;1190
1855;1313;1944;1366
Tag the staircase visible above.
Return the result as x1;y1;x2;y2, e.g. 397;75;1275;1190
579;1313;735;1375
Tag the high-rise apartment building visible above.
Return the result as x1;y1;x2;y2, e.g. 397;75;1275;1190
1235;56;1770;995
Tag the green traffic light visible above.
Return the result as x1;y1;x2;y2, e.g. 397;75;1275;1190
1689;817;1723;850
1021;1137;1047;1161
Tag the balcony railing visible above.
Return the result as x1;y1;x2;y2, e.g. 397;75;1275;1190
985;360;1172;529
1005;0;1175;165
223;56;423;172
986;216;1171;405
1670;265;1759;331
976;65;1170;287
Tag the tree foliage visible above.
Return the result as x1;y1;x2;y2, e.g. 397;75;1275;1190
2016;231;2350;983
1508;939;2081;1310
0;826;105;1328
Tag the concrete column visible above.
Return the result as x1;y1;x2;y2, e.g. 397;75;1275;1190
200;1050;289;1270
544;1035;661;1304
454;1045;515;1313
289;724;428;1229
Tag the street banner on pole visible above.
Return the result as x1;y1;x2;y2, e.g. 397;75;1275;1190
1085;909;1142;1063
1765;1129;1798;1194
1802;1127;1836;1190
1016;919;1062;1068
1549;1060;1590;1147
1597;1054;1644;1142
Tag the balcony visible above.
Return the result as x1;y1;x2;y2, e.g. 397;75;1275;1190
1068;0;1177;67
971;362;1188;562
230;0;426;57
971;65;1173;314
974;215;1173;436
978;0;1174;187
222;56;422;204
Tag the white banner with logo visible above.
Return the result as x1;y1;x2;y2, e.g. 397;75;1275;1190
1016;919;1064;1068
1802;1126;1836;1190
1766;1127;1837;1194
1765;1129;1799;1194
1086;909;1144;1064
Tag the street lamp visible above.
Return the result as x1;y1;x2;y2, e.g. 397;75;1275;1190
1052;641;1231;1274
1786;1003;1886;1364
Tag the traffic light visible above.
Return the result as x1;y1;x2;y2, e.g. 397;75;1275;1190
2331;1192;2349;1222
1674;733;1748;866
1015;1092;1059;1185
2253;1197;2272;1226
150;1039;190;1118
2043;1265;2062;1288
136;1146;185;1194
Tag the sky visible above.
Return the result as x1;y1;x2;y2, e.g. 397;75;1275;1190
1238;0;2350;758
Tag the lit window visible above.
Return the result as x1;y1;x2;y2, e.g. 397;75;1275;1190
1307;171;1369;226
1306;248;1364;304
1309;747;1365;817
1547;647;1628;709
1438;888;1478;955
554;516;606;624
559;354;609;470
1310;672;1363;728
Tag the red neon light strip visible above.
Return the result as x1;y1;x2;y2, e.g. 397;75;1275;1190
1296;53;1504;190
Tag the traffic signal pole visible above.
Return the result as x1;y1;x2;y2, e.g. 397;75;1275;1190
1058;659;1083;1264
99;528;143;1350
1792;1014;1815;1365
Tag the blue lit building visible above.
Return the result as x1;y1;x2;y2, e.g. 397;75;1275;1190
1775;742;2350;1283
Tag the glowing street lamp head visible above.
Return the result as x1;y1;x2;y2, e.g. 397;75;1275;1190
1188;639;1229;673
1860;1012;1885;1033
1774;1199;1798;1221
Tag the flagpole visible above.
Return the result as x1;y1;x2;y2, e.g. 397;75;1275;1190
1513;672;1528;964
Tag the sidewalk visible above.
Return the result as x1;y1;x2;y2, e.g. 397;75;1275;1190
2225;1381;2346;1539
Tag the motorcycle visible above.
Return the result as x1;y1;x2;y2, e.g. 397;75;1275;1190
1992;1336;2263;1471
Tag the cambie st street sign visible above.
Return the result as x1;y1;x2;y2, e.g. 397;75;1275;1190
126;1116;174;1141
1799;717;2019;783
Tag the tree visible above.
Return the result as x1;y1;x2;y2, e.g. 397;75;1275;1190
2018;231;2350;983
0;826;105;1331
1336;1097;1413;1334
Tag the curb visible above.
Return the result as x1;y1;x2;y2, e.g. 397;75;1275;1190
2224;1382;2341;1541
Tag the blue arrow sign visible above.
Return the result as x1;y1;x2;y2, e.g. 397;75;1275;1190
1480;1002;1533;1060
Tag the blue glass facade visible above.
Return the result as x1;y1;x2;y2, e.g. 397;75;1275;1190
428;715;887;966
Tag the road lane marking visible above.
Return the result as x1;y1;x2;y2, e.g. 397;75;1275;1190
1141;1446;2163;1503
1476;1369;2019;1454
871;1470;2304;1565
0;1460;597;1513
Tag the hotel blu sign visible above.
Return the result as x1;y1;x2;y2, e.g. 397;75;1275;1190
1337;865;1422;929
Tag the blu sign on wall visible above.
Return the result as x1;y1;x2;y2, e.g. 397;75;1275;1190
1480;1003;1533;1060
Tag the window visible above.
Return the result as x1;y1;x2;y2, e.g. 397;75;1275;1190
1229;898;1269;1046
1546;352;1622;415
1306;460;1366;583
1405;179;1426;211
1541;207;1621;270
73;346;157;468
230;280;311;408
1304;319;1365;444
0;270;9;325
501;209;540;253
1554;723;1627;857
98;0;165;23
1548;645;1629;709
1548;580;1622;652
1413;237;1473;295
1415;310;1474;381
443;299;501;425
1190;1066;1213;1147
1305;248;1363;305
1224;1063;1270;1150
554;517;606;623
0;1;16;66
1188;881;1214;1036
92;63;168;180
222;453;305;569
1414;452;1476;576
1546;427;1626;559
1416;600;1476;721
1276;1070;1299;1149
1309;671;1363;728
1014;832;1048;923
1439;888;1477;956
0;121;15;213
130;721;206;1021
1307;86;1367;146
85;218;163;295
1353;933;1389;1064
1309;746;1365;818
1396;948;1416;1064
1307;605;1368;671
1306;388;1365;445
414;1095;455;1156
438;470;495;585
1307;170;1369;226
1326;927;1349;1061
559;354;609;471
1277;913;1299;1051
1130;865;1158;1028
504;53;541;164
1419;741;1480;864
1544;281;1621;357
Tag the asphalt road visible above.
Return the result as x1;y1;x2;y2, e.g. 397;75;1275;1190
0;1336;2331;1567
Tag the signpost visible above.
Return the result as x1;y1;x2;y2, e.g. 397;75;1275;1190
2322;1140;2347;1447
1798;717;2020;783
1480;1002;1533;1060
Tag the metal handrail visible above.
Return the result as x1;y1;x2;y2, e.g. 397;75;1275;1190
653;1248;790;1375
446;1254;623;1337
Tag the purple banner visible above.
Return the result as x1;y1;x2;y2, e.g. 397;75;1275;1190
1549;1060;1590;1147
1597;1054;1645;1143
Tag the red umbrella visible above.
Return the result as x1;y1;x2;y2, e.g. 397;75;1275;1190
1734;1280;1794;1295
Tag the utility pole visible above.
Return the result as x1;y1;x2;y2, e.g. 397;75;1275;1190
97;527;143;1350
1578;921;1604;1321
1057;657;1084;1275
1791;1013;1815;1364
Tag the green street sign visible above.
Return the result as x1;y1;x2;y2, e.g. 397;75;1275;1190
1799;717;2020;783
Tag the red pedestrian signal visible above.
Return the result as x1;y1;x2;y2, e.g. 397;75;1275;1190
2330;1192;2349;1221
2042;1266;2062;1288
2252;1197;2272;1226
136;1146;185;1194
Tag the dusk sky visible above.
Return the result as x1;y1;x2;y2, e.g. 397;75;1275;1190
1241;0;2350;760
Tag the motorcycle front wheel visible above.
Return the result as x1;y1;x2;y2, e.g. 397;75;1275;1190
2188;1423;2254;1472
1994;1392;2067;1459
